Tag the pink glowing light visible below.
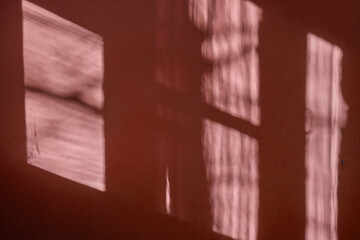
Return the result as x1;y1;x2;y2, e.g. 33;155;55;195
165;166;171;214
305;34;348;240
203;120;259;240
23;0;105;191
190;1;261;239
190;0;261;126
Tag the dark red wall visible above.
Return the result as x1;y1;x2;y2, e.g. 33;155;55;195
1;0;360;239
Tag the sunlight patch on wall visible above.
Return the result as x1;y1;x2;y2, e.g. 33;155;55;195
190;1;261;239
305;33;348;240
22;0;105;191
190;0;261;126
203;120;259;240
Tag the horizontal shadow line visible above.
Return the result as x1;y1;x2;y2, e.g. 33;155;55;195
25;86;102;115
138;81;259;139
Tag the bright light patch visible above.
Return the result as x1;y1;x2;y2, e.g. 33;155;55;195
190;0;261;126
190;1;261;239
305;34;348;240
165;166;171;214
203;120;259;240
22;0;105;191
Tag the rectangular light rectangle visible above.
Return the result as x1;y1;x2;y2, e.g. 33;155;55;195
23;0;105;191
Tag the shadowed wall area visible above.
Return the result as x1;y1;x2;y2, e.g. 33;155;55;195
1;0;360;240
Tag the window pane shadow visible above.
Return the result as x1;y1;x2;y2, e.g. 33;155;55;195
22;0;105;191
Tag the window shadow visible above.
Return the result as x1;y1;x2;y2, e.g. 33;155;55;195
3;0;360;240
22;0;105;192
305;33;347;240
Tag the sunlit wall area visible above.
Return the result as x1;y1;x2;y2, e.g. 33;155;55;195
22;0;105;191
305;34;348;240
203;120;259;240
190;0;261;126
190;1;261;239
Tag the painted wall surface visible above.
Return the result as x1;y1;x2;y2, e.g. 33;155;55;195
1;0;360;239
